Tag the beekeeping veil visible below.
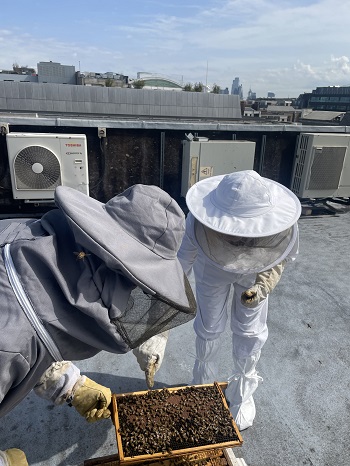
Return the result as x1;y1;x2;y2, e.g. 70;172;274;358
186;170;301;274
55;185;196;349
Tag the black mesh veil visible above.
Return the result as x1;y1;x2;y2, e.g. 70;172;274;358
195;220;294;274
111;274;196;349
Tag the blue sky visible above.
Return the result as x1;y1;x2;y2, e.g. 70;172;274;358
1;0;350;98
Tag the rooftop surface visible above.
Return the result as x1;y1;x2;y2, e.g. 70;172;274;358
1;210;350;466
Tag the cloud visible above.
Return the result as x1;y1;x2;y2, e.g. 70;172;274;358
0;30;123;72
248;55;350;96
293;61;319;78
292;56;350;84
330;55;350;74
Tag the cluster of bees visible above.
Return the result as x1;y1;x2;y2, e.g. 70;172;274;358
116;386;238;458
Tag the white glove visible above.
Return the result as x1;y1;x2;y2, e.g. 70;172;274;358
241;261;286;308
34;361;111;422
34;361;80;405
0;449;28;466
133;331;169;388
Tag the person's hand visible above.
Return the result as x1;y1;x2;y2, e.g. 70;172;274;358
0;449;28;466
241;261;286;308
133;331;169;388
70;377;112;422
241;285;261;307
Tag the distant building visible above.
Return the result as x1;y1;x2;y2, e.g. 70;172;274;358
295;86;350;112
262;104;300;122
267;92;275;98
243;106;261;118
247;88;256;100
219;87;230;95
0;61;130;88
253;98;296;109
37;61;76;85
133;72;183;91
299;109;346;125
231;77;243;99
0;64;37;83
0;73;38;83
77;71;128;87
255;99;276;109
12;65;36;75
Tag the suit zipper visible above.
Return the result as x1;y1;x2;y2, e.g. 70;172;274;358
3;243;63;361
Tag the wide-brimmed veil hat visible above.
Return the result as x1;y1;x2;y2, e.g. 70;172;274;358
55;184;196;313
186;170;301;237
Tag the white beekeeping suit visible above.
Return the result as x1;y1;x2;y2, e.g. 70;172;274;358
178;170;301;431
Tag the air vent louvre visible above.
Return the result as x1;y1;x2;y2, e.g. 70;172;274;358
290;133;350;198
308;147;346;190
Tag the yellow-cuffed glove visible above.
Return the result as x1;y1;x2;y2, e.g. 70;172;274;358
70;376;112;423
241;261;286;308
0;449;28;466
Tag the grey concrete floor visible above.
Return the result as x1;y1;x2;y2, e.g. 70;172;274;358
1;211;350;466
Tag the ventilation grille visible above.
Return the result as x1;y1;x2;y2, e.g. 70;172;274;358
14;146;61;190
291;134;309;194
308;146;346;190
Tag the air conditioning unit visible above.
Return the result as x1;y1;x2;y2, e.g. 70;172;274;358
6;133;89;200
181;140;256;197
291;133;350;198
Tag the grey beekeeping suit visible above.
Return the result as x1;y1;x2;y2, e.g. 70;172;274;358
0;184;196;419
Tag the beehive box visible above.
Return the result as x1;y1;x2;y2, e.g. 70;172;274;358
111;382;243;464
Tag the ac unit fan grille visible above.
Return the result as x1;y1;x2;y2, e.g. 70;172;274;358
14;145;61;190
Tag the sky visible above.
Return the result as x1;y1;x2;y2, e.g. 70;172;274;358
1;0;350;98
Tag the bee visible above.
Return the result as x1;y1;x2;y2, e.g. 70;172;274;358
74;251;91;261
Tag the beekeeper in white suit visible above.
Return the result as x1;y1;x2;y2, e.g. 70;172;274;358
178;170;301;430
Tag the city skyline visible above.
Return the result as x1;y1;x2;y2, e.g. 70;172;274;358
1;0;350;98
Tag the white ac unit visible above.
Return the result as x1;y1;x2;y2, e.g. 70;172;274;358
291;133;350;198
6;133;89;200
181;140;256;197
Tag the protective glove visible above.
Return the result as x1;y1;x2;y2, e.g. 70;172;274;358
34;362;111;422
69;376;112;423
241;261;286;308
34;361;81;405
133;331;169;388
0;449;28;466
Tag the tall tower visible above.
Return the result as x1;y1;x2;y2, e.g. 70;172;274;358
231;77;243;99
247;88;256;100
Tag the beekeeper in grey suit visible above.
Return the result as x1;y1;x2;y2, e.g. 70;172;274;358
178;170;301;431
0;184;196;466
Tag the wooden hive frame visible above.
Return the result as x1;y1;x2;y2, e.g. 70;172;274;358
84;448;244;466
111;382;243;464
84;448;246;466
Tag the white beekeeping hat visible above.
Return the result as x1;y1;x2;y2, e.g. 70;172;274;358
186;170;301;237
